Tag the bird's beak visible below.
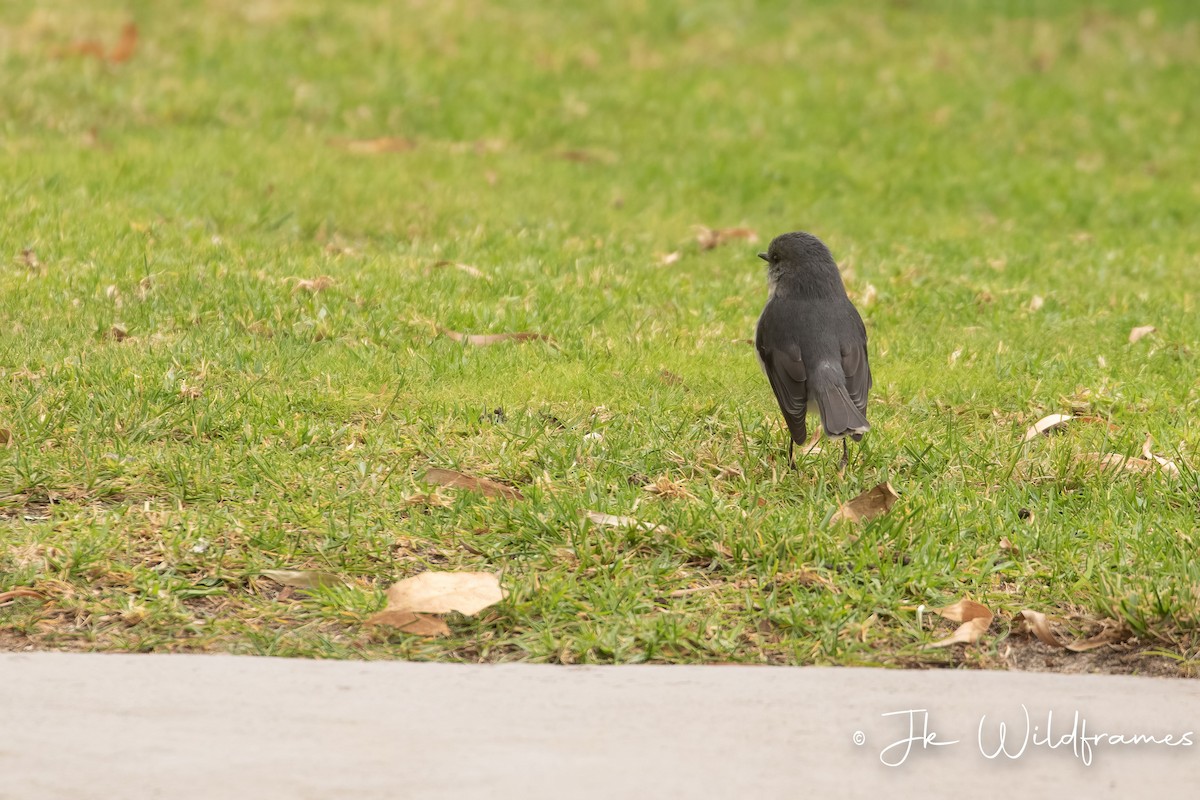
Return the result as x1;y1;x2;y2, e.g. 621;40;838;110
757;252;769;262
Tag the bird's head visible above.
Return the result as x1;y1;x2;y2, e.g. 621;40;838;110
758;231;844;297
757;231;834;270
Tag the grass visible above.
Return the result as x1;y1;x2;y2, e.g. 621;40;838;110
1;0;1199;671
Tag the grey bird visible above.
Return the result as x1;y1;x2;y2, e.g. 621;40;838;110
754;231;871;470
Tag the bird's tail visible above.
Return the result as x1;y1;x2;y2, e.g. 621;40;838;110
814;384;869;441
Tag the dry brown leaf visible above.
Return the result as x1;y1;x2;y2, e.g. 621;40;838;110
643;476;696;500
1019;610;1128;652
830;482;898;523
383;571;505;615
290;275;336;293
1082;452;1162;475
441;329;557;348
1073;414;1119;432
422;468;524;501
433;260;488;279
999;536;1019;555
695;226;759;250
923;598;994;649
0;588;44;606
556;148;617;164
1141;435;1181;476
1128;325;1156;344
0;428;11;446
582;509;669;533
1023;413;1073;442
786;569;836;591
106;324;129;342
65;40;107;59
18;249;40;270
333;137;416;154
1019;609;1064;647
109;22;138;63
260;569;345;590
404;491;453;508
365;610;451;637
1064;620;1128;652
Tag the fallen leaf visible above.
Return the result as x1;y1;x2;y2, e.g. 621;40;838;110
643;476;696;500
1022;413;1073;442
365;609;451;636
999;536;1019;555
1128;325;1156;343
333;137;417;154
582;509;669;533
555;148;617;164
0;428;10;446
65;40;107;59
108;22;138;63
289;275;336;293
382;571;505;615
1081;452;1162;475
0;588;44;606
795;432;825;457
433;260;488;279
830;482;898;523
106;324;129;341
441;329;557;348
1073;414;1118;432
786;569;836;590
659;251;681;266
1141;434;1181;476
1019;610;1129;652
923;598;994;649
61;21;138;63
422;468;524;501
1063;619;1128;652
18;249;40;270
695;226;759;250
404;491;453;508
260;570;345;590
1028;295;1044;312
1019;609;1064;647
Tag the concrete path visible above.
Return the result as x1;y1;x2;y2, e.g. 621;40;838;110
2;654;1198;798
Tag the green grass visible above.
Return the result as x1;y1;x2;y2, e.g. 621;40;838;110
2;0;1199;670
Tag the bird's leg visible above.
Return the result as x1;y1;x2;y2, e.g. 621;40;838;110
788;438;796;470
838;438;849;472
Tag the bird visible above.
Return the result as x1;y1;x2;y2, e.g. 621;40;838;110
754;231;872;470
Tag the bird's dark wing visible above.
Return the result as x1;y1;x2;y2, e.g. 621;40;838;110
840;341;871;414
757;341;808;445
839;308;871;413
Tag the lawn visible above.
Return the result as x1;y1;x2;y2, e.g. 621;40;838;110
1;0;1199;672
